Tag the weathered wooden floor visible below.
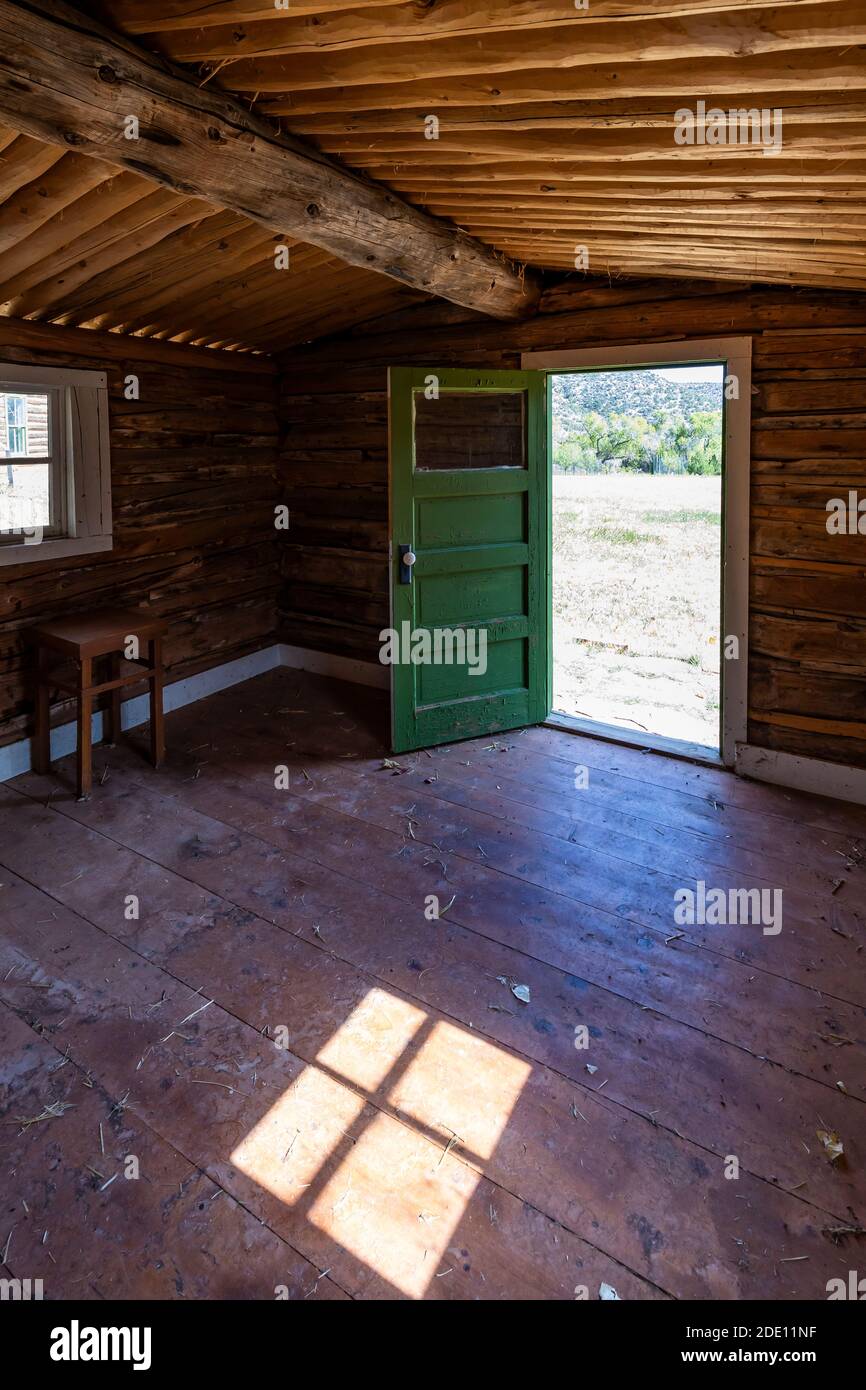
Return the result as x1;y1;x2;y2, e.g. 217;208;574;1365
1;668;864;1300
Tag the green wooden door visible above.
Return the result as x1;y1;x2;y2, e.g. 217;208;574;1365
388;367;550;753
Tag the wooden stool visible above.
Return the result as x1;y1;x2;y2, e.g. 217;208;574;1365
30;607;167;800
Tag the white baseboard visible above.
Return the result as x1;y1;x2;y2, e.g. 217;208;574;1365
0;642;385;784
3;647;861;809
736;742;866;806
278;642;388;690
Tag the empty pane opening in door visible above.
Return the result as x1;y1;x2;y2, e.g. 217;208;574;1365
551;364;725;752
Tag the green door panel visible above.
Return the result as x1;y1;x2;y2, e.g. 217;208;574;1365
418;636;527;705
388;366;550;753
418;566;525;627
416;491;525;547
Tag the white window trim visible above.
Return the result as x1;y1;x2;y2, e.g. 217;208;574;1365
0;361;112;565
521;336;752;769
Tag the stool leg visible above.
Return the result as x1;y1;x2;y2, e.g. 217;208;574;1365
149;636;164;768
34;645;51;774
106;652;122;747
77;656;93;801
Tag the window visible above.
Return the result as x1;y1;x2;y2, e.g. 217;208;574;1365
0;363;112;565
5;395;28;455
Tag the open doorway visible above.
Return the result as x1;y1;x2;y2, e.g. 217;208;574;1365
523;338;751;767
551;362;725;753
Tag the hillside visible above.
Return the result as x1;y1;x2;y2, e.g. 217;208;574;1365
552;369;724;441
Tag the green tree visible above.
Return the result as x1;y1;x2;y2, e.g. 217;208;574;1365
684;410;723;474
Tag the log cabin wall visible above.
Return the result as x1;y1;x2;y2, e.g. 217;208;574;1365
0;322;280;749
277;277;866;769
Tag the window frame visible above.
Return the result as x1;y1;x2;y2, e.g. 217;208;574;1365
0;362;112;565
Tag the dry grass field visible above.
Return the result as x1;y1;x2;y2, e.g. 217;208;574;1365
552;472;722;749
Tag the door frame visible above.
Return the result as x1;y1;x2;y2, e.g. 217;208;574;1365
521;336;752;768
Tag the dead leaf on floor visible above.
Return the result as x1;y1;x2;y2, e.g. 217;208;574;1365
381;758;408;773
496;975;530;1004
817;1129;844;1164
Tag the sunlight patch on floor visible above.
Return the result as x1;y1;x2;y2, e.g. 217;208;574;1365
231;1065;365;1205
315;986;427;1092
230;988;532;1298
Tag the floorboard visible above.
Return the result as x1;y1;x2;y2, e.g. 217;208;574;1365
1;668;864;1300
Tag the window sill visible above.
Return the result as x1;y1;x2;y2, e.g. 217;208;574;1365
0;533;113;566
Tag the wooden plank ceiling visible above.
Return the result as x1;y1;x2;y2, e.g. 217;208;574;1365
1;0;865;353
0;121;427;353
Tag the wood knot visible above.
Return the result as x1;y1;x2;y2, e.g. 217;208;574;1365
97;65;117;83
305;203;321;218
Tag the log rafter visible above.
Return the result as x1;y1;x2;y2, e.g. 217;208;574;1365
0;0;862;347
0;0;539;319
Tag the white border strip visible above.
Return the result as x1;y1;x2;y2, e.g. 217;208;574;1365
278;642;388;690
736;743;866;807
3;641;859;806
0;641;386;783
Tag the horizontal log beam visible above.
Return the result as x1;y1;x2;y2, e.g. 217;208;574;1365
287;95;866;136
158;0;830;62
100;0;398;35
261;51;866;113
322;125;866;162
0;0;539;320
383;160;866;183
219;1;865;91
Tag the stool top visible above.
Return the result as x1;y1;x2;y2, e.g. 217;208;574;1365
30;608;167;657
